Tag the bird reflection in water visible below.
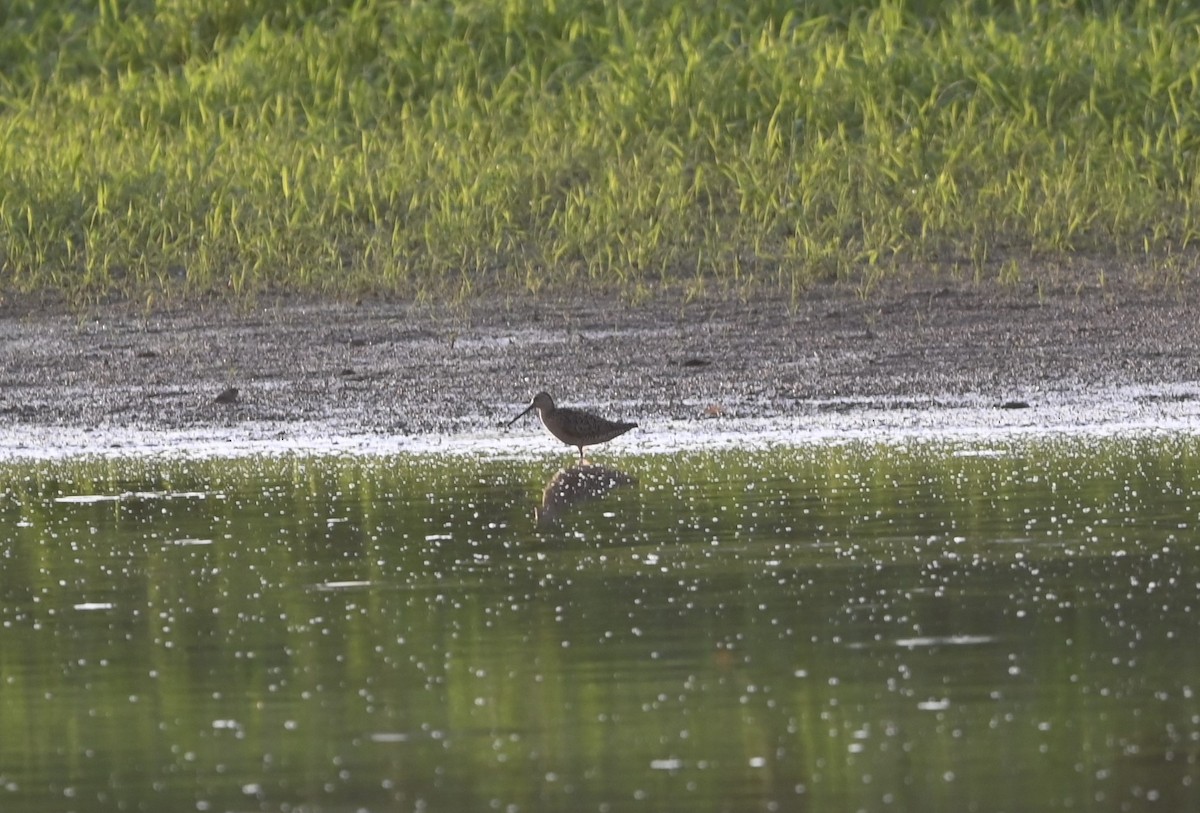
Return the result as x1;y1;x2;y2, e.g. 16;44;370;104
535;463;637;526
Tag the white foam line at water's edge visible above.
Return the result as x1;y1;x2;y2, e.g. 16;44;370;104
0;384;1197;461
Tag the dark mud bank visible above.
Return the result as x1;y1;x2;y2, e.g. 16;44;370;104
2;275;1198;456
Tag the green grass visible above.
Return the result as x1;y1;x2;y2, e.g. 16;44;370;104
2;0;1200;305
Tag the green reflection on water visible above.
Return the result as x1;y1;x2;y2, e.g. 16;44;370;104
1;437;1199;812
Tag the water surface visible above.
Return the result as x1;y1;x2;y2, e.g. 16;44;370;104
2;436;1199;812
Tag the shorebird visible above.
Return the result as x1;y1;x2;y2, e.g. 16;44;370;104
508;392;637;461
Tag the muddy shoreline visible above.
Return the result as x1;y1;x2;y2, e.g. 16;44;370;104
2;272;1199;455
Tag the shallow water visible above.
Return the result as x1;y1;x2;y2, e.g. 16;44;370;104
2;437;1199;812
